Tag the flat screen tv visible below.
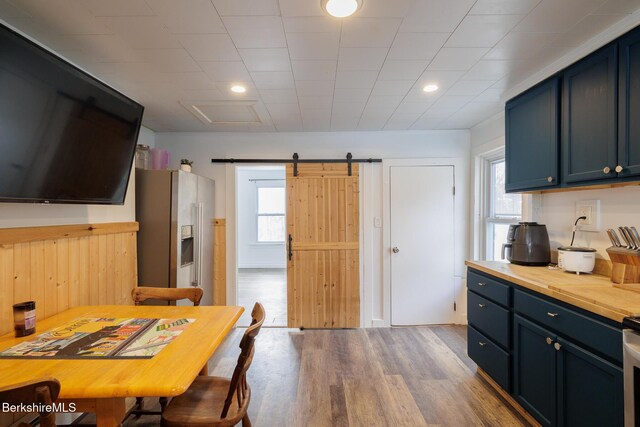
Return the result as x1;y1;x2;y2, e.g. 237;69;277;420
0;23;144;205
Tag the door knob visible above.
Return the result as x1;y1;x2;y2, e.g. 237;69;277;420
392;247;399;253
615;165;624;173
547;176;554;183
603;166;611;174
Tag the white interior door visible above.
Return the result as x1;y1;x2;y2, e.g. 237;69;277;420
390;165;455;325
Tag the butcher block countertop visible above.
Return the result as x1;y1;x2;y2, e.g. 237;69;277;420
465;260;640;323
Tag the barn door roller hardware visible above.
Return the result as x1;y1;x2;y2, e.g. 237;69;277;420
211;153;382;176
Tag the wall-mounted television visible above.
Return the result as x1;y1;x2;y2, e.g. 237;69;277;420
0;23;144;205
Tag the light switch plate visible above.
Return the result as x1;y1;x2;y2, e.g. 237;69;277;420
374;217;382;228
575;199;601;232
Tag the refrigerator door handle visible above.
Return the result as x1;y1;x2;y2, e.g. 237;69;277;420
193;203;204;288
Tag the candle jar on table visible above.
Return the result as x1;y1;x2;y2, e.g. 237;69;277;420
13;301;36;337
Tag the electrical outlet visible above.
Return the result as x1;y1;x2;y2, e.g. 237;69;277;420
575;200;601;232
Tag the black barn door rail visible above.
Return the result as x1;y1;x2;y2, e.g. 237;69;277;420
211;152;382;176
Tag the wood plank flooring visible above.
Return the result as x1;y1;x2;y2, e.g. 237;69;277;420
237;268;287;327
93;326;529;427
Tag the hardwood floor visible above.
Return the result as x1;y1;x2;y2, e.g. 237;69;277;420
99;326;530;427
237;268;287;327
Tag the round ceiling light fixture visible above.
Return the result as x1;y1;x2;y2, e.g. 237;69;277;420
230;85;247;94
321;0;363;18
422;84;439;93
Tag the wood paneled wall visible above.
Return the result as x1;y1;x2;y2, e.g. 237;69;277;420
0;222;138;336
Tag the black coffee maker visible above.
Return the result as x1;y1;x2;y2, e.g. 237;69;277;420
501;222;550;266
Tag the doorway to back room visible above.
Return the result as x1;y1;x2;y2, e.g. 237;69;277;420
236;166;287;327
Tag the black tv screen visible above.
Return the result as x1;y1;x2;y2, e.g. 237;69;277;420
0;23;144;205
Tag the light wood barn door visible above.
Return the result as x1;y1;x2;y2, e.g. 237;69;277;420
286;163;360;328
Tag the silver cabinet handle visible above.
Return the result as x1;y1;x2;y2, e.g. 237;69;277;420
554;342;562;351
615;165;624;173
478;304;486;308
547;176;554;183
546;337;553;345
477;282;486;287
392;247;399;253
603;166;611;174
479;342;487;347
547;312;558;318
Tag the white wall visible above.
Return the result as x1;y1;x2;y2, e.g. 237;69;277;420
0;127;155;228
156;130;471;326
236;167;286;269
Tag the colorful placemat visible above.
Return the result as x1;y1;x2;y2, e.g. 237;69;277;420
0;317;195;359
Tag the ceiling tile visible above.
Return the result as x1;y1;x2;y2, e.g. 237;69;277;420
513;0;606;33
287;32;340;60
469;0;541;15
384;113;422;130
147;0;227;34
473;87;504;102
337;47;388;71
445;14;524;48
332;102;366;117
292;60;337;80
400;0;476;33
222;16;287;48
283;17;341;33
250;71;295;89
341;18;402;48
199;61;252;82
594;0;640;14
68;34;140;62
379;60;429;80
82;0;154;16
332;88;372;103
394;100;434;115
178;34;241;61
135;49;202;72
266;103;300;117
212;0;280;16
356;0;414;17
157;72;217;90
299;96;333;109
484;32;557;60
238;48;291;71
550;14;624;50
0;1;31;18
463;60;515;80
428;47;490;70
96;16;179;48
365;95;403;113
335;70;379;89
371;80;414;96
445;79;495;95
387;32;450;60
16;0;112;35
296;80;336;97
5;18;85;50
259;89;298;103
278;0;323;17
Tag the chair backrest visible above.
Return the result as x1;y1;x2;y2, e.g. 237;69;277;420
220;302;265;419
131;286;203;306
0;378;61;427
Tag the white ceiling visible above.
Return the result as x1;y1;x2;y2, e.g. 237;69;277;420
1;0;639;132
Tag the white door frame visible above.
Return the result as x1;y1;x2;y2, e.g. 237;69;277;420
382;158;466;327
225;163;368;328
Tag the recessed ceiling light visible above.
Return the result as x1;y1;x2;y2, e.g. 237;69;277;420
423;84;439;93
230;85;246;94
321;0;363;18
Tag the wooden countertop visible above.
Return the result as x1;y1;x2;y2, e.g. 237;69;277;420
465;260;640;323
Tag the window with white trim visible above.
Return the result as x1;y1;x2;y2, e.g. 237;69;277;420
485;159;522;260
257;186;285;243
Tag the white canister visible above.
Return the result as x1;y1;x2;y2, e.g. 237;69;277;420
557;246;597;274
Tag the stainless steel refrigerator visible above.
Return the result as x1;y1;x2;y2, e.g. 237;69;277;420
135;169;215;306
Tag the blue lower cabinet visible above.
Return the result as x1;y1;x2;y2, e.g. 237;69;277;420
557;337;623;427
468;326;511;391
514;315;557;427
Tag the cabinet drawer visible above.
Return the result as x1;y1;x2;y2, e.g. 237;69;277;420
514;289;622;363
468;291;510;349
468;326;511;392
467;269;510;307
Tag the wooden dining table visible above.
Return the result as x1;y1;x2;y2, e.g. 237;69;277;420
0;305;243;426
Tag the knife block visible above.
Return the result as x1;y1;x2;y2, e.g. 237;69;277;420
607;247;640;292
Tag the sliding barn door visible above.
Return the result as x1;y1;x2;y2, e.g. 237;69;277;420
286;163;360;328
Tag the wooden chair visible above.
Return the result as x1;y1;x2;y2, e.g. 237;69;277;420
0;378;61;427
161;302;266;427
129;286;204;419
131;286;204;306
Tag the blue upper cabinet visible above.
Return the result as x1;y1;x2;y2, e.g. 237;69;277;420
505;77;560;192
618;27;640;178
562;44;618;184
